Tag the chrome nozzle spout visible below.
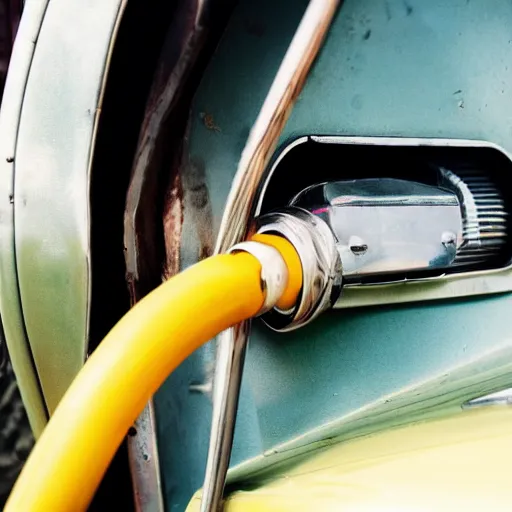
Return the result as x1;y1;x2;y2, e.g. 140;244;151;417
256;207;342;332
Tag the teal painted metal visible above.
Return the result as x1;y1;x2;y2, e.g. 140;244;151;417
154;0;512;509
286;0;512;144
13;0;126;414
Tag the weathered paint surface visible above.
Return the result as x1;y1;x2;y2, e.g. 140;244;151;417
154;0;512;509
123;1;236;507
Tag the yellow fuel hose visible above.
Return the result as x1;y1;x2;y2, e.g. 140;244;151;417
5;236;301;512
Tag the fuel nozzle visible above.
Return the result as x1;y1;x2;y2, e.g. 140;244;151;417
255;207;342;332
291;178;464;282
255;170;508;331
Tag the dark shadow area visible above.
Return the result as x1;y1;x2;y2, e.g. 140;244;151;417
88;0;183;509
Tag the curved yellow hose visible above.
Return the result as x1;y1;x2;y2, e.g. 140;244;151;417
6;237;301;512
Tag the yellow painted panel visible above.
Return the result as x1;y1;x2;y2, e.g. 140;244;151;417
188;406;512;511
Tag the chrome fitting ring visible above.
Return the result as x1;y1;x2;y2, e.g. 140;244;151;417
255;207;342;332
228;241;289;315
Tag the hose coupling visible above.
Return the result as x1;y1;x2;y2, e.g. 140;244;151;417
228;241;289;315
255;207;342;332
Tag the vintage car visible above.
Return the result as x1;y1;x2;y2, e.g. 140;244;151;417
1;0;511;510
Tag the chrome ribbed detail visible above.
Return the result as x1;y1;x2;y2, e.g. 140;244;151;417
441;167;507;267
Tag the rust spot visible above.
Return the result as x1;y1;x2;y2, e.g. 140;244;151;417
161;127;213;281
125;272;138;307
200;112;221;132
186;157;214;261
162;170;184;280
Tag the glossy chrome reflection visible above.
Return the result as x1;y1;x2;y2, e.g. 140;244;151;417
464;388;512;408
0;0;50;435
292;178;463;281
201;322;250;512
128;401;164;512
256;208;342;331
228;241;289;314
440;167;507;267
201;1;341;510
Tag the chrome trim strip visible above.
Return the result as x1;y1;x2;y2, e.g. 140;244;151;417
0;0;50;436
254;135;309;214
14;0;128;414
310;135;512;154
201;321;250;512
128;401;164;512
201;2;340;510
464;388;512;408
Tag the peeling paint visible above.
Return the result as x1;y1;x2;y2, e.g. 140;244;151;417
162;169;184;280
184;156;214;261
121;0;237;506
200;111;221;132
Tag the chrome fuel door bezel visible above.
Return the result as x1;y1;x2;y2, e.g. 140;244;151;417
258;135;512;309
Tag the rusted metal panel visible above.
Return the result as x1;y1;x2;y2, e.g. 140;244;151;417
124;0;205;298
122;1;236;509
162;148;184;280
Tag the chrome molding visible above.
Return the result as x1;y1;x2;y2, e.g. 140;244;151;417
0;0;50;436
12;0;127;415
464;388;512;408
441;169;480;250
257;135;512;308
201;1;340;510
128;401;164;512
